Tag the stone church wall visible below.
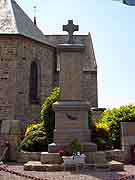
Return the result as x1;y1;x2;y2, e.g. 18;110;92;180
0;35;17;121
0;35;56;129
15;36;56;127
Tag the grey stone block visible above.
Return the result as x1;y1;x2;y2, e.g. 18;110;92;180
85;152;96;164
95;151;107;164
17;152;41;163
24;161;64;171
108;160;124;171
40;152;63;164
82;143;97;152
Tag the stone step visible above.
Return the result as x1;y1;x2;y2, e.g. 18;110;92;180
95;163;110;171
95;151;107;164
40;152;63;164
108;160;124;171
24;161;64;171
24;160;124;172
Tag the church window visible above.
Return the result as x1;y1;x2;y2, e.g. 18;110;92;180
29;61;39;104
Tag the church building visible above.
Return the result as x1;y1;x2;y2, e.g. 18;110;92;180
0;0;98;127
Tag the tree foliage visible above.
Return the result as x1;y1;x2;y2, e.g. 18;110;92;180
97;104;135;148
40;87;60;143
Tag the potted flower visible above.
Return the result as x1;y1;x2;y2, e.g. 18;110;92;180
70;139;82;155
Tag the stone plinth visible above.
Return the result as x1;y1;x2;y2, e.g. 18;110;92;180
48;142;97;154
54;129;91;144
40;152;63;164
53;101;91;144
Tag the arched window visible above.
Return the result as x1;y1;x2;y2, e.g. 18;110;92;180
29;62;39;104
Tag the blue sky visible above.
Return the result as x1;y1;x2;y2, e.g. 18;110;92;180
16;0;135;108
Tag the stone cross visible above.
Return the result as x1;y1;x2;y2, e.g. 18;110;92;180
63;20;79;44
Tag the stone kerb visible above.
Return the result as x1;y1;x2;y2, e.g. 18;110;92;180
17;152;41;163
41;152;63;164
105;149;126;163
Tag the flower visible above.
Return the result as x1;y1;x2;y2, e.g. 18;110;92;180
58;150;64;157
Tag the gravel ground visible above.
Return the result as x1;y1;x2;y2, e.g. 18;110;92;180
0;164;135;180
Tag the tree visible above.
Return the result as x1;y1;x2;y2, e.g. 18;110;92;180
97;104;135;148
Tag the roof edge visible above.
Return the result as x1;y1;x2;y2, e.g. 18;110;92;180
0;33;56;48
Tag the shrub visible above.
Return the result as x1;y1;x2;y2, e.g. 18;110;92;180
70;139;82;155
40;87;60;143
20;87;60;151
25;123;43;137
20;87;60;152
94;124;112;150
97;104;135;148
20;127;48;152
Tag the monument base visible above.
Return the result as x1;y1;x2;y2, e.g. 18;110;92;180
48;142;97;154
54;129;91;144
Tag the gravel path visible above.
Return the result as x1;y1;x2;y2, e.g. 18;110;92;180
0;164;135;180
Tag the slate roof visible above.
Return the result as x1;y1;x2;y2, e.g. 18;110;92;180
0;0;53;46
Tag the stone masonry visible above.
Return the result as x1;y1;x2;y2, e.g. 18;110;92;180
0;0;98;132
0;35;55;128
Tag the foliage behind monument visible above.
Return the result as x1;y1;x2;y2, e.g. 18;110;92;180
20;87;60;152
40;87;60;143
96;104;135;148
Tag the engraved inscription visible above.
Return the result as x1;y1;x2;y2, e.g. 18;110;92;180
65;112;79;120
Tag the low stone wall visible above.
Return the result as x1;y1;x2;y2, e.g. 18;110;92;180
105;149;127;163
16;149;127;164
17;152;41;163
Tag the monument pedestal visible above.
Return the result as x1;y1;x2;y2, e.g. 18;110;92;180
48;101;97;154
